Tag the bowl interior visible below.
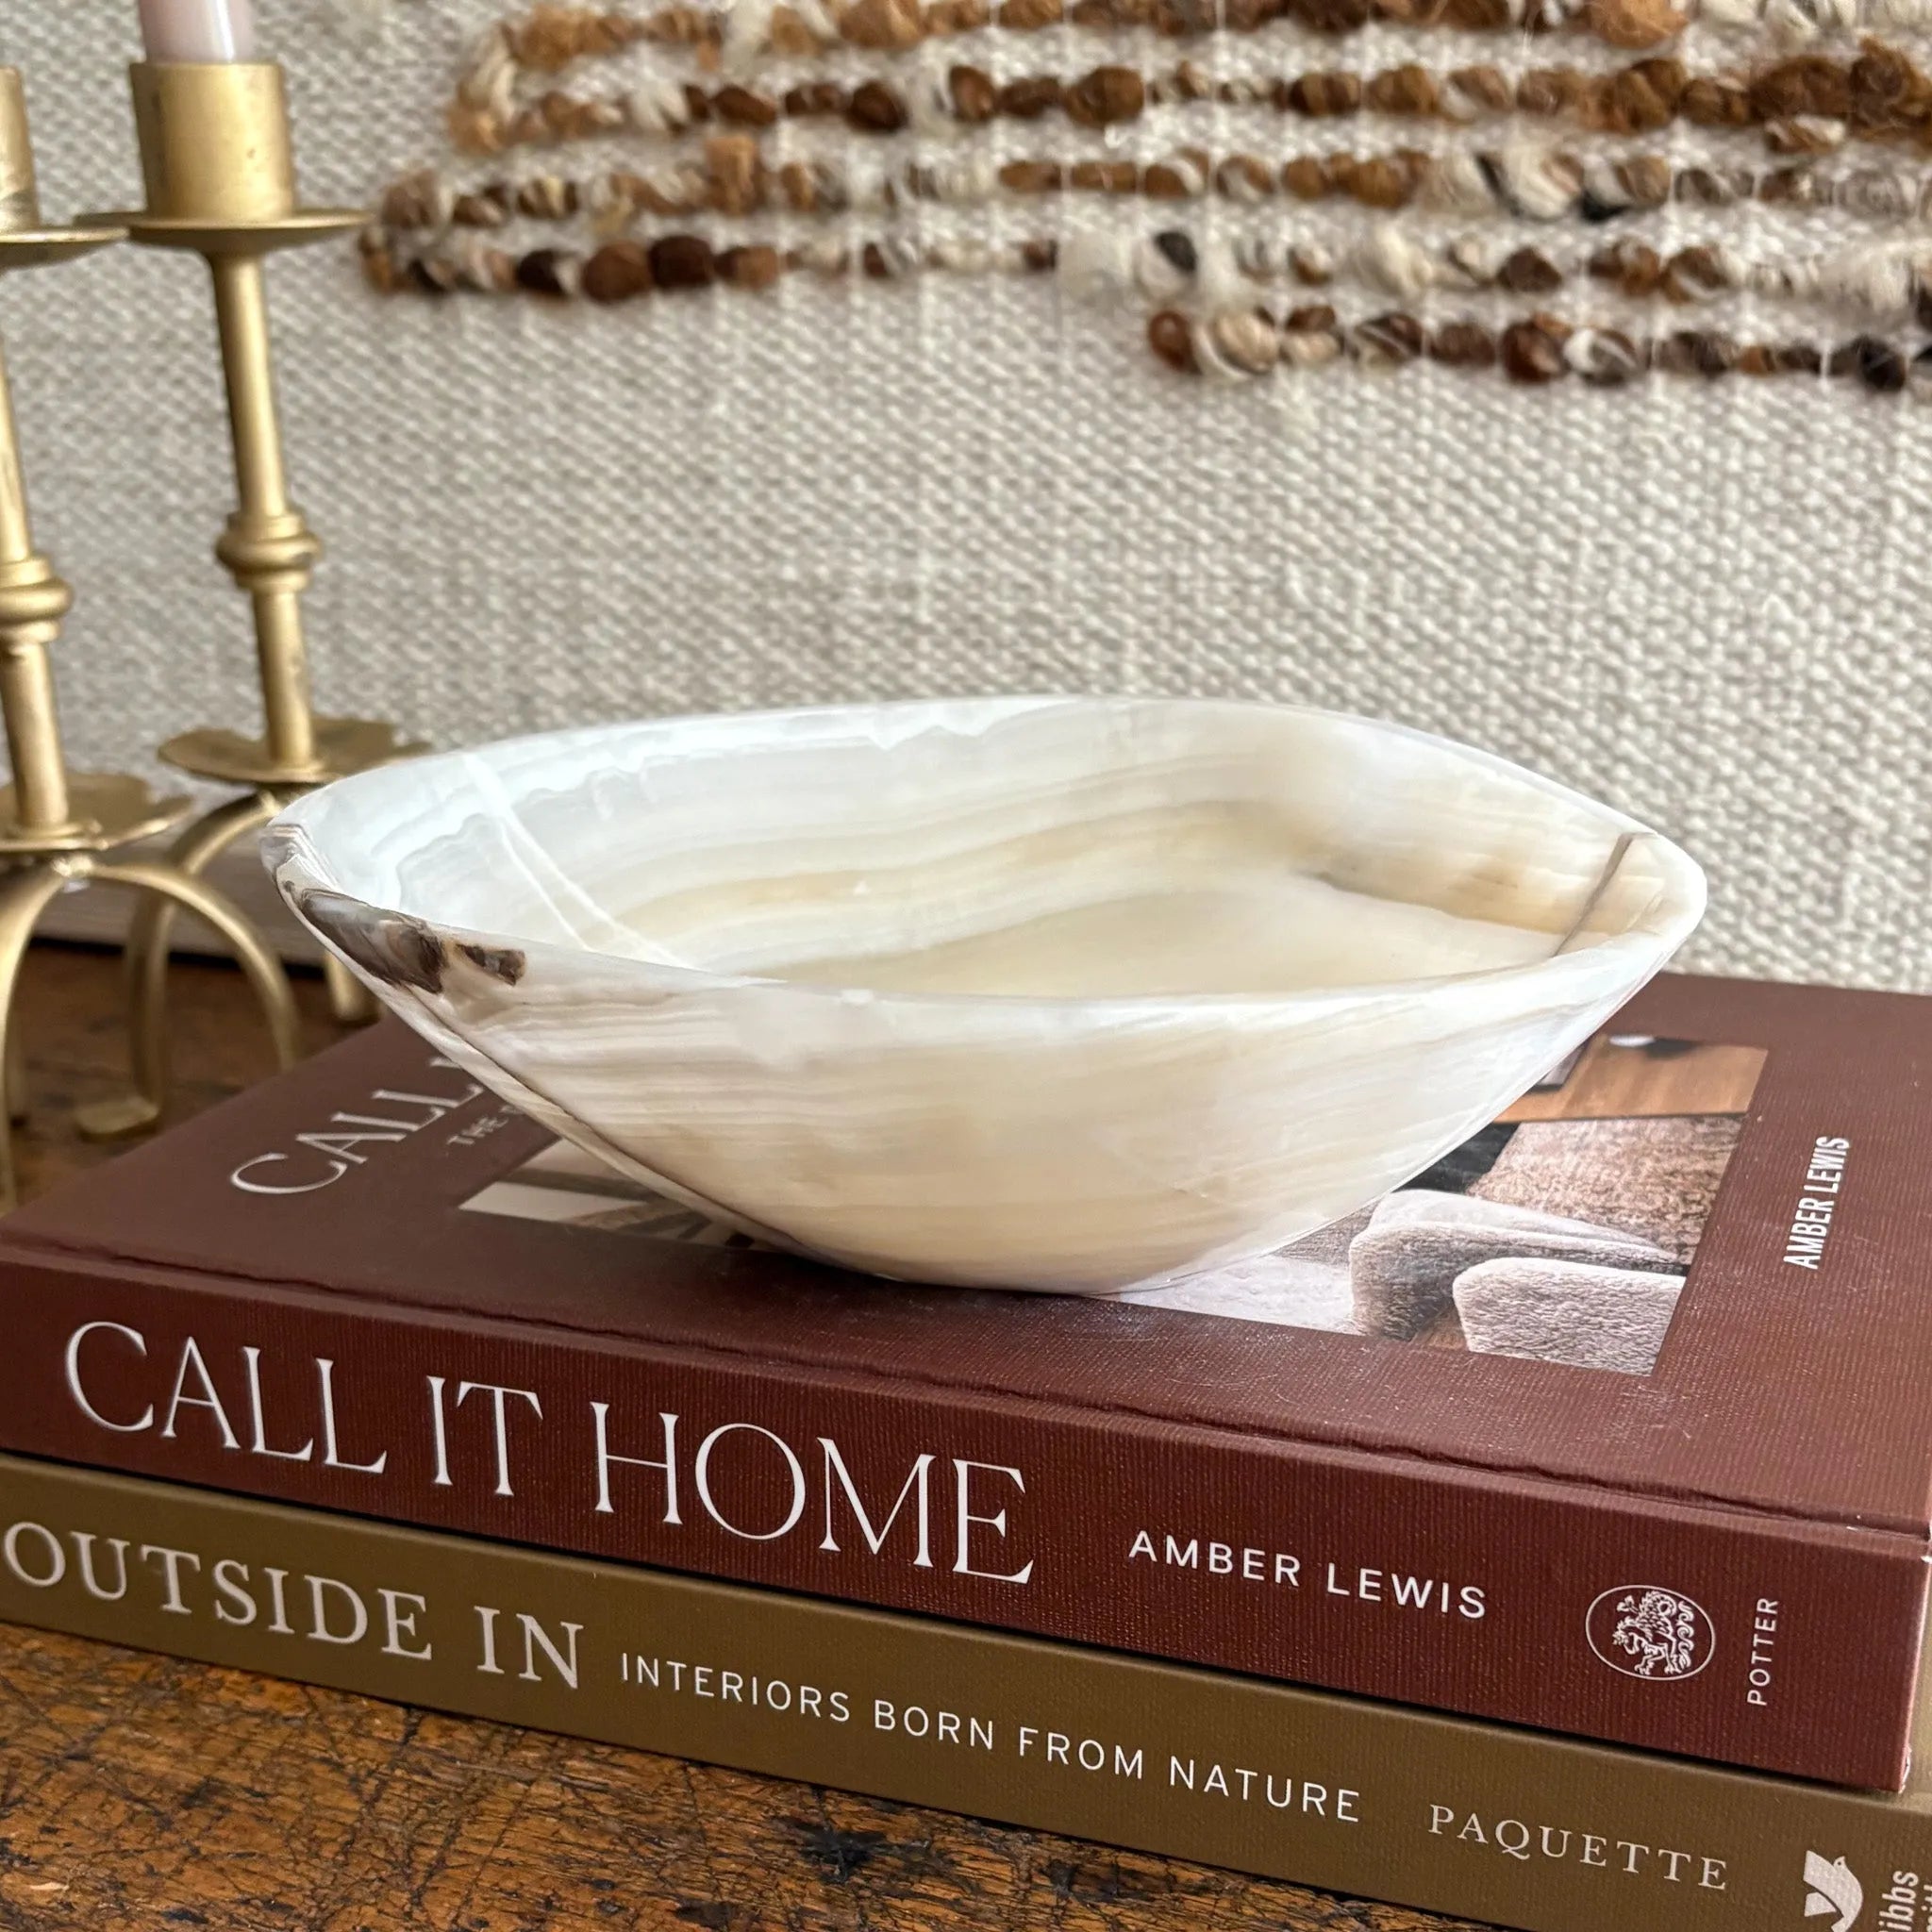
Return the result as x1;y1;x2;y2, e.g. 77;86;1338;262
294;699;1693;1002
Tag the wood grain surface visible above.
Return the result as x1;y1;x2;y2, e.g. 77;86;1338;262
0;943;1482;1932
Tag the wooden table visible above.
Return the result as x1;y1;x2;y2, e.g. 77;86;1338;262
1;944;1473;1932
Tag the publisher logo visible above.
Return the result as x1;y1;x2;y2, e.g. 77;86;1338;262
1803;1851;1863;1930
1585;1586;1715;1681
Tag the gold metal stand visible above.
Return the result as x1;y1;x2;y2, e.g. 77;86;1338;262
0;67;301;1208
79;60;425;1138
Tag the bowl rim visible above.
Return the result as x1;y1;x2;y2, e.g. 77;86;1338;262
268;695;1708;1016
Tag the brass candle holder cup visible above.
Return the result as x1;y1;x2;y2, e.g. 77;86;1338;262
0;65;299;1208
76;58;425;1138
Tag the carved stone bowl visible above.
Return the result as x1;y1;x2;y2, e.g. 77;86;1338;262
266;698;1705;1294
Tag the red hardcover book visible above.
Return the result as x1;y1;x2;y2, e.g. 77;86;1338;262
0;972;1925;1788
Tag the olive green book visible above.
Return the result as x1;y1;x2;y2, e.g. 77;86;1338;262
0;1450;1920;1932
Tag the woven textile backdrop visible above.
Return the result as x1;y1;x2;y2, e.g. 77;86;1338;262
2;0;1929;985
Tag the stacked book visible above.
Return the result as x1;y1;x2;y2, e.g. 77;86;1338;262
2;971;1929;1932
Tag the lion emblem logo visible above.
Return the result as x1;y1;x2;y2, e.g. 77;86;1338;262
1586;1586;1715;1681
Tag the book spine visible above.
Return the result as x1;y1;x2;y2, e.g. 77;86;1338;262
0;1251;1919;1790
0;1451;1924;1932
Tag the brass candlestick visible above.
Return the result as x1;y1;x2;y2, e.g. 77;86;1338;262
78;59;426;1138
0;66;300;1208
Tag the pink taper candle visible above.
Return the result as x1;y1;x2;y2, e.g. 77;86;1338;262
137;0;258;61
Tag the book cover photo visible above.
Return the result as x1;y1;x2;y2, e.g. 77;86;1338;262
466;1026;1769;1379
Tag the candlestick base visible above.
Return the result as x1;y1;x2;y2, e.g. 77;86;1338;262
0;839;305;1208
160;715;425;791
75;719;426;1143
0;772;190;856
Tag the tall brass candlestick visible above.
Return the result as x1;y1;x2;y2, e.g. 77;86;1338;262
0;65;299;1208
80;60;425;1138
